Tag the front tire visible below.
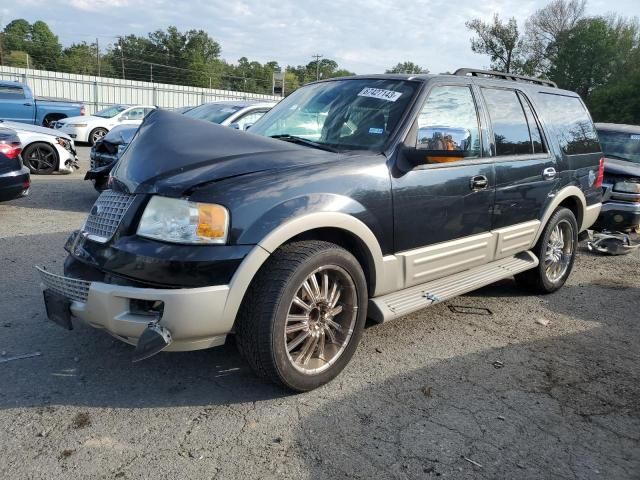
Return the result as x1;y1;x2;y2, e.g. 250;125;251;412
88;128;108;146
515;207;578;293
235;241;368;392
22;142;59;174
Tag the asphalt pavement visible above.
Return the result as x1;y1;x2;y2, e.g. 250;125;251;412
0;147;638;479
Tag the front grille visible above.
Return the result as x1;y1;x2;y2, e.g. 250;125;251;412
37;267;91;303
83;190;136;242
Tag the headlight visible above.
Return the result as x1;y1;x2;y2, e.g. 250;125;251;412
613;181;640;194
56;137;70;149
70;123;88;127
137;196;229;244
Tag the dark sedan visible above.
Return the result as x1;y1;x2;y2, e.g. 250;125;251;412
0;127;30;201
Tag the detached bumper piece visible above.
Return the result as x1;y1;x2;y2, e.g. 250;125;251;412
586;230;640;255
133;323;173;362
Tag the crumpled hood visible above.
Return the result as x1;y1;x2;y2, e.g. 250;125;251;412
0;120;72;139
112;109;340;196
604;157;640;177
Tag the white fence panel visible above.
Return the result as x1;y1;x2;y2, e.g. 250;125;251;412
0;66;280;115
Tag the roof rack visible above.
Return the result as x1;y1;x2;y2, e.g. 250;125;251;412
454;68;557;88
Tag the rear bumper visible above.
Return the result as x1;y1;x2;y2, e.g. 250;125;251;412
0;167;30;201
38;267;231;351
594;200;640;231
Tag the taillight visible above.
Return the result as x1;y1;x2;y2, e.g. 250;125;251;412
80;105;86;116
594;157;605;189
0;141;22;159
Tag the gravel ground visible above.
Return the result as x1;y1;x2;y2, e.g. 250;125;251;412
0;147;639;479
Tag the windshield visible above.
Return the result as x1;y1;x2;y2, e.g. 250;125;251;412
598;129;640;164
249;79;419;151
94;105;128;118
183;103;242;124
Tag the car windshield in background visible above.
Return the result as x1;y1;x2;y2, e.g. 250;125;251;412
249;79;419;151
94;105;128;118
598;129;640;164
183;104;242;124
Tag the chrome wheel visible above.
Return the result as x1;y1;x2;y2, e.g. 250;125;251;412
544;219;574;282
90;129;107;144
285;265;358;375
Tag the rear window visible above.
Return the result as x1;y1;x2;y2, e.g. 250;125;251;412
597;129;640;164
537;93;599;155
0;85;25;100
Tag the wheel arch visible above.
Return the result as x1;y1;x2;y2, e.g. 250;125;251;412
532;186;587;245
42;113;66;127
222;212;386;329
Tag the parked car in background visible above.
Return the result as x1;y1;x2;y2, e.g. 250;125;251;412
0;80;85;128
593;123;640;233
84;100;276;191
40;69;602;391
0;120;77;174
54;104;156;145
0;127;30;201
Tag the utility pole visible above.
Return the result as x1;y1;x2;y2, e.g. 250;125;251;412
118;37;125;80
96;38;101;76
150;64;153;82
312;54;323;81
26;53;30;69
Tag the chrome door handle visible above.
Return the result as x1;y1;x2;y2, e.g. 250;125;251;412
470;175;489;191
542;167;557;180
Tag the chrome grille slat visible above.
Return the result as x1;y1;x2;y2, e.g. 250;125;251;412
36;267;90;303
83;190;135;242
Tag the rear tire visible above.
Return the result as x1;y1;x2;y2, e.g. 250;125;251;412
235;241;368;392
515;207;578;293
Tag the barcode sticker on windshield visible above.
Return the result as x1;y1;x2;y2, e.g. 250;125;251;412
358;87;402;102
630;134;640;140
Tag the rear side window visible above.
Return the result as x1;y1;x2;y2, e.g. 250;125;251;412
537;93;599;155
482;88;535;156
0;85;25;100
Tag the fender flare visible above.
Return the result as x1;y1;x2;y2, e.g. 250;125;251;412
531;185;587;245
221;212;386;327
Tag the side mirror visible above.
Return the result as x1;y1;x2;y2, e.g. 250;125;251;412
404;126;473;166
244;123;253;131
229;122;240;130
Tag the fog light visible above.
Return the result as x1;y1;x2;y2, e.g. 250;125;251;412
614;214;624;223
129;299;164;318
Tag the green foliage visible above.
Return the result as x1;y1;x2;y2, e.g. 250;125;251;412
2;18;62;69
385;62;429;74
466;14;526;73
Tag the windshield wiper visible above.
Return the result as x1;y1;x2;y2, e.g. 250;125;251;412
270;134;338;152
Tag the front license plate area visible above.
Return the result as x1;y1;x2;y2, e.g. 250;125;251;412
43;289;73;330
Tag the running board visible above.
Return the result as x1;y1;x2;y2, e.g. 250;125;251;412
368;251;538;323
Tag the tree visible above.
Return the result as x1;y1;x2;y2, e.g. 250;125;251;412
466;14;525;73
385;62;429;74
2;19;62;69
524;0;587;74
549;17;638;100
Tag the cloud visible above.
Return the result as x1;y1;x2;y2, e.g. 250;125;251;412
7;0;640;74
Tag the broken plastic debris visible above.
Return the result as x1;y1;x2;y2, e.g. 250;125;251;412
536;318;551;326
492;361;504;369
463;457;483;468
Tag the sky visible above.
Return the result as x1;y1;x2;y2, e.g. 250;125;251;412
2;0;638;74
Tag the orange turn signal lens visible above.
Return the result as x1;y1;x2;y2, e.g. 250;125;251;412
196;204;229;241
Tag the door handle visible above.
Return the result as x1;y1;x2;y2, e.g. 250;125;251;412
470;175;489;191
23;102;33;106
542;167;557;180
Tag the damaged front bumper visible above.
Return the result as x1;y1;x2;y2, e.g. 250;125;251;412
37;266;231;353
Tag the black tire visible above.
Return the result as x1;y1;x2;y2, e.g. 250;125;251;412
22;142;59;174
42;115;63;128
235;240;368;392
88;128;108;146
515;207;578;293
